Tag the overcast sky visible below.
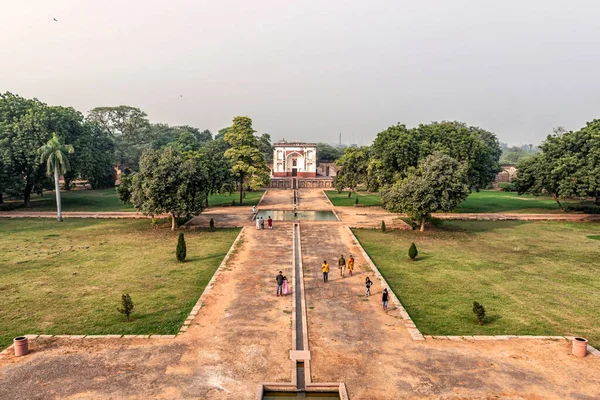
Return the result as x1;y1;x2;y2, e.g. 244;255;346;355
2;1;599;146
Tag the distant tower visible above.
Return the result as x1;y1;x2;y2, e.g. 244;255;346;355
339;132;341;146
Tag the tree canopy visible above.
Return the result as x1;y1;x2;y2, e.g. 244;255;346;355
370;121;501;191
382;152;470;231
316;143;345;162
334;146;371;193
224;116;270;204
124;147;209;230
515;121;600;207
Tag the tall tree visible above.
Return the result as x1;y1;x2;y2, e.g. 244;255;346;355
198;139;233;207
124;147;209;230
68;121;115;188
515;121;600;207
87;106;150;172
334;146;371;194
38;133;74;221
224;117;270;205
0;92;51;207
370;121;501;191
382;152;470;231
258;133;273;160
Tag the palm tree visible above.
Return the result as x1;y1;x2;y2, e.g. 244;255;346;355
38;133;74;221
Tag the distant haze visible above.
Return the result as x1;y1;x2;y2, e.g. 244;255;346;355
2;0;599;146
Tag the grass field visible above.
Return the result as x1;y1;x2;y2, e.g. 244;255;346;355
3;188;264;212
325;190;383;207
455;191;592;213
353;221;600;347
326;189;593;213
0;219;240;349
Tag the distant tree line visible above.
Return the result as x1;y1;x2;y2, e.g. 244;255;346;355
0;93;272;215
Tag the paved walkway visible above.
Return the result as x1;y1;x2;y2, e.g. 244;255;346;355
1;188;599;399
0;226;294;399
300;223;600;398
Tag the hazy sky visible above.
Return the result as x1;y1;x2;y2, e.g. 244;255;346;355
2;1;599;146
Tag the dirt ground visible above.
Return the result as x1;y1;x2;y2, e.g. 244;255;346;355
1;189;599;399
301;223;600;399
0;225;293;399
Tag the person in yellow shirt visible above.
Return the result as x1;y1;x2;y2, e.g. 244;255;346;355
347;255;354;276
321;260;329;283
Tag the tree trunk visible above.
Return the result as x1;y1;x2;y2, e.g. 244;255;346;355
171;212;177;231
63;176;71;191
54;165;63;222
420;217;426;232
239;174;244;205
23;177;33;208
595;196;600;206
0;192;3;204
552;193;564;211
205;193;209;208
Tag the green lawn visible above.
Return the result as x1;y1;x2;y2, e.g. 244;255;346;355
325;190;383;207
3;188;264;212
326;189;594;213
0;219;240;349
455;190;592;213
353;221;600;347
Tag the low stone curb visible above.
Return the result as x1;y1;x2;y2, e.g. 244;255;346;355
257;190;268;207
346;227;424;341
346;226;600;357
178;226;245;334
321;190;335;208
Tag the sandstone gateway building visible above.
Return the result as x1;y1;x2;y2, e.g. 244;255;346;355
269;140;335;189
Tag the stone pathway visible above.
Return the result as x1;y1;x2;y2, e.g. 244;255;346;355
1;188;599;399
0;226;294;399
300;222;600;399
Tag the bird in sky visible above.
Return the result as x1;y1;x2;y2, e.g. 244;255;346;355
53;18;58;22
180;95;183;98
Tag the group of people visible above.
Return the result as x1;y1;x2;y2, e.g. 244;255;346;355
252;207;273;230
275;255;389;311
321;256;389;311
321;254;355;282
255;216;272;230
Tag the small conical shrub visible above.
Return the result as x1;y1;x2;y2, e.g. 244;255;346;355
472;301;486;325
355;197;359;205
408;242;418;260
117;293;134;322
176;232;186;262
381;220;386;233
209;218;215;231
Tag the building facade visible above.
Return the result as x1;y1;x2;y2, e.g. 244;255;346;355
272;141;317;178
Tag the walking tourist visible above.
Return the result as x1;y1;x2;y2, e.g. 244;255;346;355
322;260;329;283
365;277;373;296
256;216;261;230
282;275;289;295
252;205;257;214
268;216;273;229
338;254;346;277
347;255;354;276
276;271;284;296
260;217;265;230
382;288;389;311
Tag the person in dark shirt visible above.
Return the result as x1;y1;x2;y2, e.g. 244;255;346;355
382;288;389;311
365;277;373;296
276;271;284;296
